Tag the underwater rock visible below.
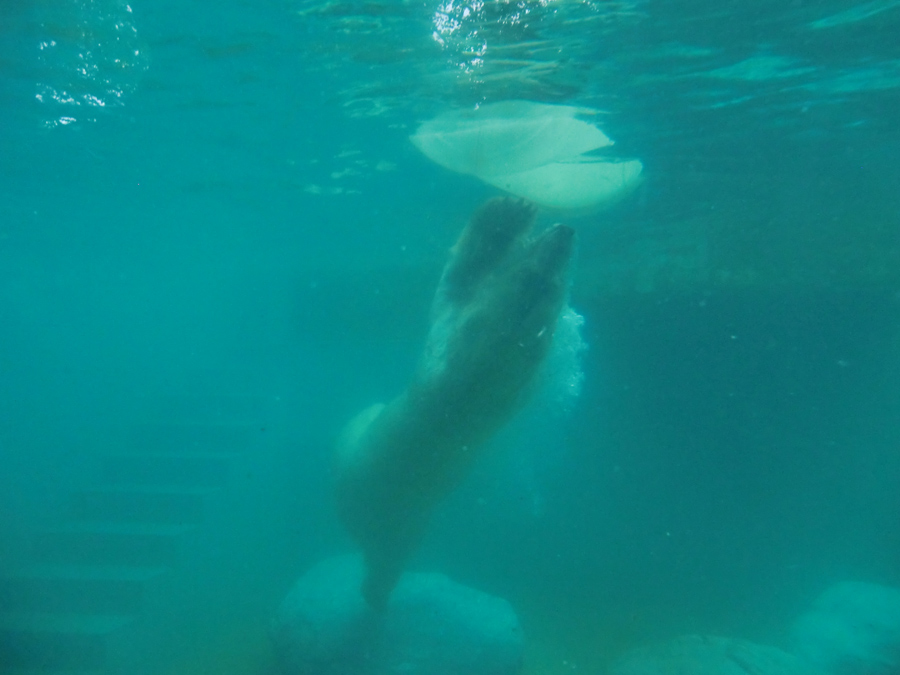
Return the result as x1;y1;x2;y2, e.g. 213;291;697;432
610;635;825;675
790;581;900;675
273;556;524;675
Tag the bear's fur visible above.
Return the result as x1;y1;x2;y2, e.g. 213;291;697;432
334;197;576;609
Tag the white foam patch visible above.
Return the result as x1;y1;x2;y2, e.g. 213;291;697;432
539;304;588;414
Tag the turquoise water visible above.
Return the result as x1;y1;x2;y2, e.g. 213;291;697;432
1;0;900;672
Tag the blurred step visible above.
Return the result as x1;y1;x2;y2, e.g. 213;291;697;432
128;422;265;455
32;522;194;566
100;453;234;487
0;611;133;671
0;564;167;615
71;485;216;524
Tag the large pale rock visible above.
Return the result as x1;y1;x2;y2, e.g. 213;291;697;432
272;556;524;675
610;635;825;675
790;581;900;675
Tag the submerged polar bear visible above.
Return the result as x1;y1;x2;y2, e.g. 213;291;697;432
334;197;576;609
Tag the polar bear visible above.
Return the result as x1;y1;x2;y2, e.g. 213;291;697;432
334;197;576;609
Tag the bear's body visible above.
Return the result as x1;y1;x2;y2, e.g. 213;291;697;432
334;198;575;609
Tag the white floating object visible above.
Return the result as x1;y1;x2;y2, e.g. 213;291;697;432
411;100;642;212
485;158;644;212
